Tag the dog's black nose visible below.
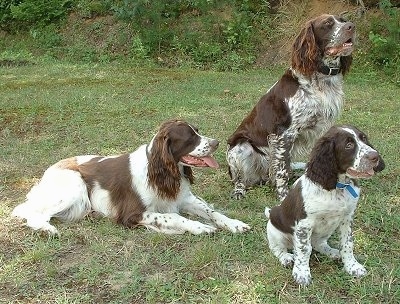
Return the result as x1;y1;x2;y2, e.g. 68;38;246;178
367;150;379;163
210;139;219;149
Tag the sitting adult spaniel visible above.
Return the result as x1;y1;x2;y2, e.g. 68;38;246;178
227;14;356;201
12;119;250;235
265;125;385;285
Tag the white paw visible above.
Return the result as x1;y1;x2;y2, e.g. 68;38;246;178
345;262;367;278
329;249;341;259
189;222;217;235
40;223;60;236
231;189;246;200
26;219;60;236
223;219;251;233
264;207;270;219
279;253;294;267
291;162;306;170
293;267;312;286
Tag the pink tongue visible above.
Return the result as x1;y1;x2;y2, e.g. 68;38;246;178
326;47;340;55
202;156;219;169
326;43;353;55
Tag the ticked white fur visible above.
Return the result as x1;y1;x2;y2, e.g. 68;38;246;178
266;175;365;285
264;125;383;285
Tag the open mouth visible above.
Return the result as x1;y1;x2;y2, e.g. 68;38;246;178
181;155;219;168
325;38;354;56
346;167;374;179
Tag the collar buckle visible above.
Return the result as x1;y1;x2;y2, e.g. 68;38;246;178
319;65;341;76
327;67;340;75
336;182;359;198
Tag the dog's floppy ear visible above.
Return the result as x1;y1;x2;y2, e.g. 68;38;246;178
147;134;181;200
340;55;353;76
306;135;338;190
292;21;319;77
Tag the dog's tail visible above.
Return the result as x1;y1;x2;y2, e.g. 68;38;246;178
264;207;271;219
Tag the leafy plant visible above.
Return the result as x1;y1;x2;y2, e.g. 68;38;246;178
7;0;72;30
368;0;399;84
74;0;113;18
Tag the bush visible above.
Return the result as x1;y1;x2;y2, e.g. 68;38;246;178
74;0;113;18
0;0;72;31
110;0;270;69
368;0;399;84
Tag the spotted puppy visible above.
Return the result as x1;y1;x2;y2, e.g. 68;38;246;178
265;125;385;285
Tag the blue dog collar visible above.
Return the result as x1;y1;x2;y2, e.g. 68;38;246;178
336;182;359;198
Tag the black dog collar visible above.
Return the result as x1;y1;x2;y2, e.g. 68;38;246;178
318;64;341;76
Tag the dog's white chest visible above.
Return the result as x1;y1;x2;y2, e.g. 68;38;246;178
286;75;344;158
302;180;360;236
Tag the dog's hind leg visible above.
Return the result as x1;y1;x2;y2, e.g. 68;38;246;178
227;142;269;199
227;144;248;199
312;239;340;259
12;168;90;235
266;219;294;267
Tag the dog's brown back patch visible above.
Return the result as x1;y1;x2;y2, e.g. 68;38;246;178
269;180;307;234
60;155;146;228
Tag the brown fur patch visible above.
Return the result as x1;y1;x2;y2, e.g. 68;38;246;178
78;155;145;227
54;157;79;171
227;69;297;150
269;181;307;234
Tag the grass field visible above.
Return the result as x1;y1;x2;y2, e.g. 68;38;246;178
0;62;399;303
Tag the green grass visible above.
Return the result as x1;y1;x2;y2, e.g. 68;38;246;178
0;62;399;303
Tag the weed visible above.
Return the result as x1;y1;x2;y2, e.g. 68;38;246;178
367;0;400;84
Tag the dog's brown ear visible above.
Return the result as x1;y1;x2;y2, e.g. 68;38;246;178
147;135;181;200
340;55;353;76
291;21;319;77
306;136;338;190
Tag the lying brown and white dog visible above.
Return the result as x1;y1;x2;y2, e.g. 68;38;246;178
227;14;356;201
12;119;250;235
265;125;385;285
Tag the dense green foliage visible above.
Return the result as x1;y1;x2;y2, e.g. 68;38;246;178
0;0;72;29
367;0;399;83
0;0;399;79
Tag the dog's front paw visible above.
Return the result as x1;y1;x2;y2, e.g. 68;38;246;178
189;222;217;235
231;189;246;200
293;268;312;286
329;249;341;260
279;253;294;267
26;220;60;236
44;225;60;236
223;218;251;233
345;262;367;278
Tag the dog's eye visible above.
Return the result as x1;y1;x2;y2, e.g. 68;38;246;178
345;142;355;149
359;134;367;142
